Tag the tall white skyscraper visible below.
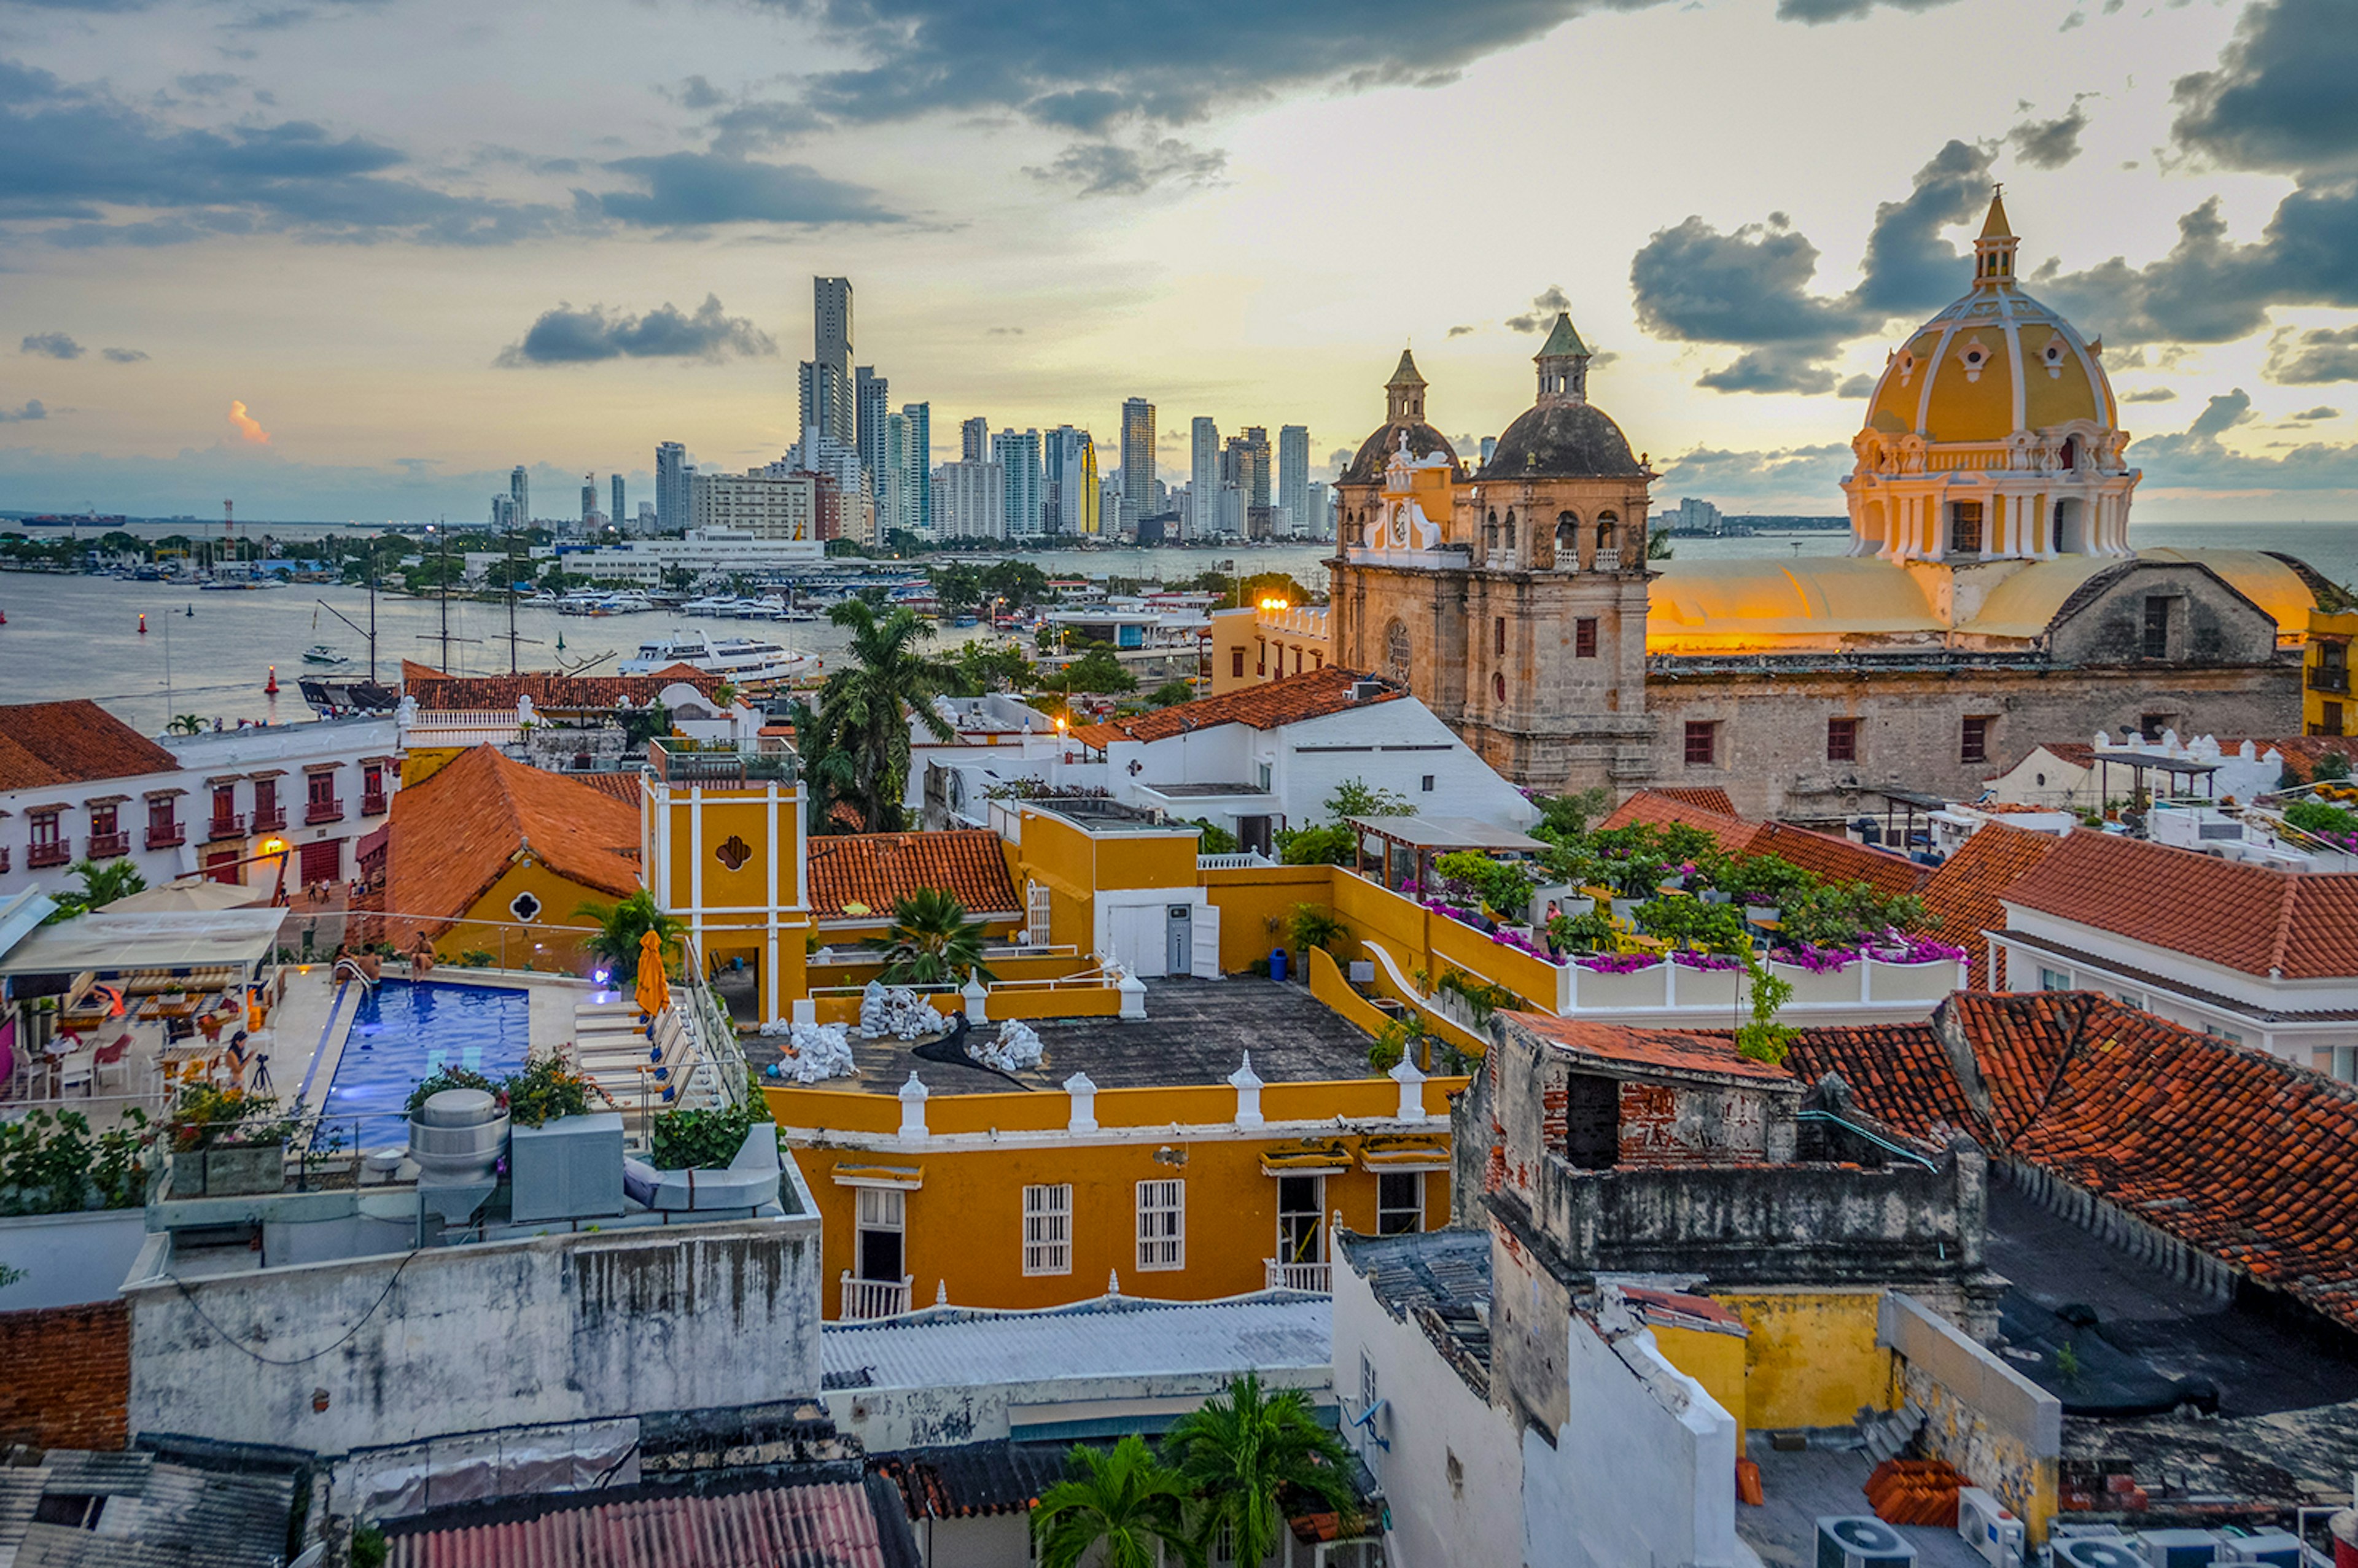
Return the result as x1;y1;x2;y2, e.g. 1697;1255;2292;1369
509;465;529;526
932;459;1005;540
1278;425;1310;535
992;428;1043;538
610;473;626;533
960;416;989;462
1189;417;1218;535
655;442;690;532
799;277;855;449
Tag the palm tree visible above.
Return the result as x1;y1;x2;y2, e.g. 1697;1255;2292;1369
572;890;685;985
44;858;149;923
166;713;206;735
1033;1437;1204;1568
1164;1373;1358;1566
865;888;997;985
806;600;959;833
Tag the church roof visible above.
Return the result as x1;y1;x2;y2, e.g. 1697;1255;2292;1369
1476;400;1644;481
1387;348;1425;388
1534;313;1589;360
1342;421;1458;486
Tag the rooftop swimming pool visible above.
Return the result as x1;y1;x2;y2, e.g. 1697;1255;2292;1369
319;979;532;1146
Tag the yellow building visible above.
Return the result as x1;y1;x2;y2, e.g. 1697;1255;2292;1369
2306;605;2358;736
640;737;814;1022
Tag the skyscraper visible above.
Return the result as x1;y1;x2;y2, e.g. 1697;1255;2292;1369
903;403;933;536
932;459;1005;540
610;473;626;532
1278;425;1310;535
581;474;599;528
1119;398;1155;530
992;428;1043;538
883;411;907;540
799;277;855;449
855;367;889;500
1044;426;1098;536
509;465;529;526
656;442;689;532
960;416;989;463
1189;417;1218;537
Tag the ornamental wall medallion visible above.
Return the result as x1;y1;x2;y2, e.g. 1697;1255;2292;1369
715;834;753;871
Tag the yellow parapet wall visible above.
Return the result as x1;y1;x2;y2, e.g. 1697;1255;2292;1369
1708;1287;1896;1432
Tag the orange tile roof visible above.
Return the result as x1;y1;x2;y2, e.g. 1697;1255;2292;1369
1506;1012;1794;1083
383;745;642;944
807;829;1021;920
1080;666;1399;746
0;701;180;791
1999;828;2358;979
1599;790;1759;852
1789;993;2358;1334
1917;823;2066;987
569;770;650;805
1646;786;1739;816
400;661;725;713
1601;790;1928;898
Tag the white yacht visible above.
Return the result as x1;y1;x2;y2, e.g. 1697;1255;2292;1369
618;631;818;684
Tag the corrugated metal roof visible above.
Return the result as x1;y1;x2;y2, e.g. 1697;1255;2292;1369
871;1442;1069;1520
0;1453;293;1568
387;1478;898;1568
821;1294;1331;1391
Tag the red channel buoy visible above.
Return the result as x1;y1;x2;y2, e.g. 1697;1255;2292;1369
138;613;148;635
264;665;279;694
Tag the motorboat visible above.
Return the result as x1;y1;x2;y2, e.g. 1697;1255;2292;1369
302;644;348;666
617;631;819;684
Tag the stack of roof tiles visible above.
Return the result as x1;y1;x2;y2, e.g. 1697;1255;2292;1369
1786;992;2358;1335
1865;1459;1963;1528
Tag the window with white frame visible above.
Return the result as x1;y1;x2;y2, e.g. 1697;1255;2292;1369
1137;1179;1184;1270
1377;1171;1424;1236
1022;1184;1072;1275
2038;967;2070;992
855;1186;905;1284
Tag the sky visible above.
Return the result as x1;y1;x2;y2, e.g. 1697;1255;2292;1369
1;0;2356;523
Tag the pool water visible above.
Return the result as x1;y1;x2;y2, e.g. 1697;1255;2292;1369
322;979;532;1146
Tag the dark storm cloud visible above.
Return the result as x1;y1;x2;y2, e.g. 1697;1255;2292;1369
2171;0;2358;175
1772;0;1960;20
593;152;901;225
1504;285;1572;333
20;331;82;358
0;56;566;244
1025;137;1223;196
1836;373;1873;397
496;295;777;366
1628;140;1993;395
2008;99;2090;169
0;400;47;422
2136;387;2358;491
2266;325;2358;386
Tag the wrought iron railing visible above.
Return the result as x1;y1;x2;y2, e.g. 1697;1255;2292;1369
305;797;344;825
146;823;185;850
87;831;130;859
207;813;246;840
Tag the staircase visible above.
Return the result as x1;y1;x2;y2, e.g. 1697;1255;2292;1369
570;996;671;1143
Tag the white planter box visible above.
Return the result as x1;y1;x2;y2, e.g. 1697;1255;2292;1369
1567;963;1669;1012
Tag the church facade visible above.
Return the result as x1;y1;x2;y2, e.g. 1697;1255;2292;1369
1299;193;2316;818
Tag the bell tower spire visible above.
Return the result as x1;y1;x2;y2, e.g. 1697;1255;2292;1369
1534;312;1592;403
1972;184;2018;288
1385;348;1426;422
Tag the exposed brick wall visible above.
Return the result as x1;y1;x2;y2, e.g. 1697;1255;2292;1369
0;1300;130;1450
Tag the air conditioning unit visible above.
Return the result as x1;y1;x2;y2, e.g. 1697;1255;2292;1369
2053;1542;2147;1568
2139;1532;2226;1568
2219;1532;2308;1567
1815;1516;1917;1568
1955;1487;2025;1567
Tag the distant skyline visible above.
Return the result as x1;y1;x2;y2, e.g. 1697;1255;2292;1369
1;0;2355;522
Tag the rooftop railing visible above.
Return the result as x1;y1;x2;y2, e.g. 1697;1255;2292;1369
648;738;798;786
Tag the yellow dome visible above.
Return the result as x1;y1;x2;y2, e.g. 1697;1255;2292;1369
1861;195;2117;446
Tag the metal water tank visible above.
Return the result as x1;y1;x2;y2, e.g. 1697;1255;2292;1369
407;1088;509;1186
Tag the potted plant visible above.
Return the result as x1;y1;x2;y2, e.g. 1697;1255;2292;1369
504;1052;623;1224
168;1083;295;1198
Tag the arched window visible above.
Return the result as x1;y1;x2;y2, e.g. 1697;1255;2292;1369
1484;509;1498;555
1597;510;1618;552
1555;511;1579;566
1503;509;1517;554
2059;436;2078;473
1383;619;1412;681
1493;672;1507;703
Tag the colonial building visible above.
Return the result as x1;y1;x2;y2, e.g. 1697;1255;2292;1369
1288;192;2322;817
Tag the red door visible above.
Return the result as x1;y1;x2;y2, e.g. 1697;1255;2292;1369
204;850;241;885
300;839;342;883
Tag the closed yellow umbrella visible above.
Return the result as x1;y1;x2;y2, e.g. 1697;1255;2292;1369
634;928;670;1022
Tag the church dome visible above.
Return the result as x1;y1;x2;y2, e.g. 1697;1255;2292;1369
1342;348;1460;485
1474;312;1648;481
1861;190;2118;446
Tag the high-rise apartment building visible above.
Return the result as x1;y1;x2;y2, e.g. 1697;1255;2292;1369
799;277;855;449
1278;425;1310;535
855;367;889;500
992;428;1043;538
610;474;627;532
690;468;815;540
1189;417;1219;537
1119;398;1155;530
1239;427;1272;508
580;474;598;527
509;465;529;526
932;459;1005;540
655;442;690;532
1306;481;1331;539
1043;426;1098;536
960;416;989;463
902;403;932;536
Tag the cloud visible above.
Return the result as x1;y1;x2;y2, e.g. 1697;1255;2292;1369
496;295;777;367
101;346;148;363
0;399;45;423
1025;137;1224;196
591;152;902;226
228;398;268;443
1764;0;1966;20
667;75;726;111
1446;324;1475;338
1836;373;1873;397
173;72;242;98
1629;140;1992;394
1650;441;1852;507
986;326;1023;336
2121;387;2179;402
2266;325;2358;385
1504;285;1573;333
2008;99;2090;169
2292;405;2342;421
2170;0;2358;175
2135;387;2358;491
20;331;82;359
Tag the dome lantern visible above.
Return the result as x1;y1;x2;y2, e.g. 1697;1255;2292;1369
1385;348;1427;422
1534;312;1592;403
1972;185;2018;288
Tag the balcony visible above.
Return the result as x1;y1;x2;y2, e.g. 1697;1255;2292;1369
839;1271;912;1321
88;831;130;860
207;813;246;841
28;840;71;870
252;805;287;833
305;797;344;826
360;790;389;817
651;738;798;787
1594;547;1622;572
1264;1259;1332;1294
146;823;185;850
2311;665;2349;694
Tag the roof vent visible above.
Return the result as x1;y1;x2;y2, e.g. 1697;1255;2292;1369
1350;680;1387;704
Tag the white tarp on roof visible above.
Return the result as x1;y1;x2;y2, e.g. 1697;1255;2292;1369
0;906;284;976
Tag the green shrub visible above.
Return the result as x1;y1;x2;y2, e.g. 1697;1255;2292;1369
651;1103;761;1171
1633;896;1748;953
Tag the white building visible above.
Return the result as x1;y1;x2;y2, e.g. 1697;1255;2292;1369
690;468;815;541
558;529;824;583
932;459;1006;541
0;701;401;898
992;427;1043;539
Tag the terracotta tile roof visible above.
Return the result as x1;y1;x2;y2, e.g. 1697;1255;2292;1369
1791;993;2358;1334
1646;786;1738;816
1504;1012;1794;1083
807;829;1020;920
387;1476;904;1567
383;745;642;944
1999;828;2358;979
1600;790;1928;898
0;701;179;791
1599;790;1759;852
1918;823;2067;987
1080;666;1399;745
569;770;650;805
400;661;725;713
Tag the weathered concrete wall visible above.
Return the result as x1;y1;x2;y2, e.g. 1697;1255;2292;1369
1712;1287;1895;1432
125;1214;822;1455
2046;562;2279;667
0;1209;150;1311
1880;1291;2060;1542
0;1300;128;1450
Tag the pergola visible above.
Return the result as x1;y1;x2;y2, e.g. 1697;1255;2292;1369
1347;814;1551;895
